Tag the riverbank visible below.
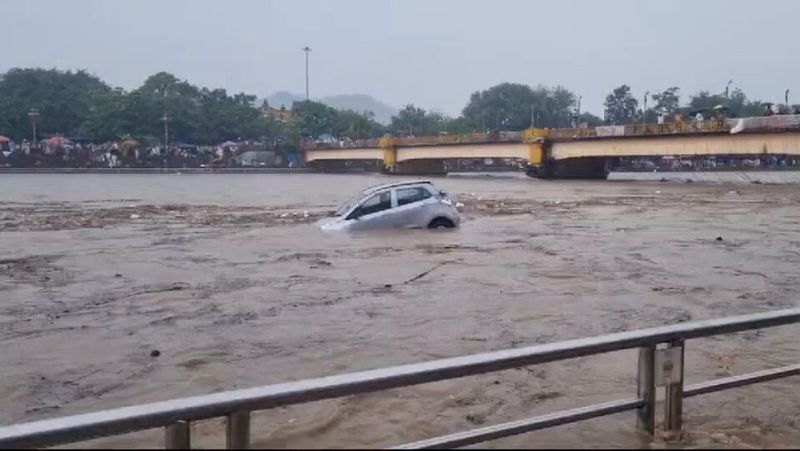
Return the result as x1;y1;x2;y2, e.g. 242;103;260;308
0;167;311;174
4;168;800;185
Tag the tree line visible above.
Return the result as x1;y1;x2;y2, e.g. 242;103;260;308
0;68;790;148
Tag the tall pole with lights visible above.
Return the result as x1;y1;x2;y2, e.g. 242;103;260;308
302;46;312;101
28;108;39;148
161;113;169;151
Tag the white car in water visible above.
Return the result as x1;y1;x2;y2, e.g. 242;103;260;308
318;180;460;232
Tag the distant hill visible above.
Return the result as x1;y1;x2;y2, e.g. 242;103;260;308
319;94;397;124
263;91;397;124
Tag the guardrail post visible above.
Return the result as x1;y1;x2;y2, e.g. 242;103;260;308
636;344;656;436
226;411;250;449
165;420;190;449
664;339;685;438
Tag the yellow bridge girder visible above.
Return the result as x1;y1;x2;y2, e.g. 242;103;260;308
305;130;800;169
550;132;800;160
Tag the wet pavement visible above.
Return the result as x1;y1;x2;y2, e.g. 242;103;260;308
1;173;798;448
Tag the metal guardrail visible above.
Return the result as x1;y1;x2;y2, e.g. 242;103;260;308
547;128;598;139
392;132;523;147
301;138;382;149
629;119;730;136
1;308;798;449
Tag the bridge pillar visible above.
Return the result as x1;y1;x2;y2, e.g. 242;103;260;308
542;157;609;179
379;137;399;173
395;159;447;175
524;128;549;174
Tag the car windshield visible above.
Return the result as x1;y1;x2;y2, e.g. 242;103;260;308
334;191;367;216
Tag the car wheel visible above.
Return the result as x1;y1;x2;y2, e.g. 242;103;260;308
428;217;455;229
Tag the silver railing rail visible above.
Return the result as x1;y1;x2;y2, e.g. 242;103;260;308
1;308;798;449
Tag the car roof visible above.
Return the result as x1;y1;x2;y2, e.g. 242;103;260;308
361;180;434;196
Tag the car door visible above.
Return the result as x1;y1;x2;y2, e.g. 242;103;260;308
346;189;394;230
391;185;436;228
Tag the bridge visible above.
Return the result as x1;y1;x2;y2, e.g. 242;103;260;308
303;116;800;178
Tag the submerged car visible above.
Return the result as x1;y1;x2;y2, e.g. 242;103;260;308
318;180;460;231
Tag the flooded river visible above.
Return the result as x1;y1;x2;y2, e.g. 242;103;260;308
1;173;799;448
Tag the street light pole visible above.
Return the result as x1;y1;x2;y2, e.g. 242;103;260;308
28;108;39;148
643;91;649;131
725;79;733;100
302;46;312;101
161;113;169;151
530;104;535;129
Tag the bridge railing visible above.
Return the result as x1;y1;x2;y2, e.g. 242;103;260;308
301;138;382;149
547;128;598;139
628;119;730;136
1;308;798;449
391;131;524;147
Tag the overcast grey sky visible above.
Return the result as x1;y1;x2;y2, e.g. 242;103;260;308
2;0;799;116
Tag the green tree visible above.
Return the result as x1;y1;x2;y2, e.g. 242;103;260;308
334;109;384;139
195;89;265;143
688;88;763;118
461;83;577;130
389;104;448;136
0;68;110;140
651;87;680;118
603;85;638;125
292;100;339;138
578;112;604;127
78;87;132;141
125;72;204;143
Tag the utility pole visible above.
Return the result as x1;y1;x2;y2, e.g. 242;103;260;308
725;79;733;100
643;91;650;131
28;108;39;148
785;89;790;109
530;104;535;129
302;46;312;101
161;113;169;151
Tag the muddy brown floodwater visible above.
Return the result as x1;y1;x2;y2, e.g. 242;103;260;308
1;173;799;449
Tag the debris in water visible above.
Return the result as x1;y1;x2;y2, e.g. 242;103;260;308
716;236;723;241
655;190;661;194
150;349;161;357
279;212;289;218
455;202;465;208
114;273;122;278
130;214;140;219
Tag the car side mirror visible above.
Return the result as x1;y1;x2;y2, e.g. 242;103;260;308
439;190;448;197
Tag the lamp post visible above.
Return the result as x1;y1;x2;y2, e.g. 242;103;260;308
302;46;312;101
725;80;733;100
161;113;169;151
28;108;39;148
530;104;535;129
643;91;650;132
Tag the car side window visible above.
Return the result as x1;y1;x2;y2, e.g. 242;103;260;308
355;191;392;217
396;186;432;206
